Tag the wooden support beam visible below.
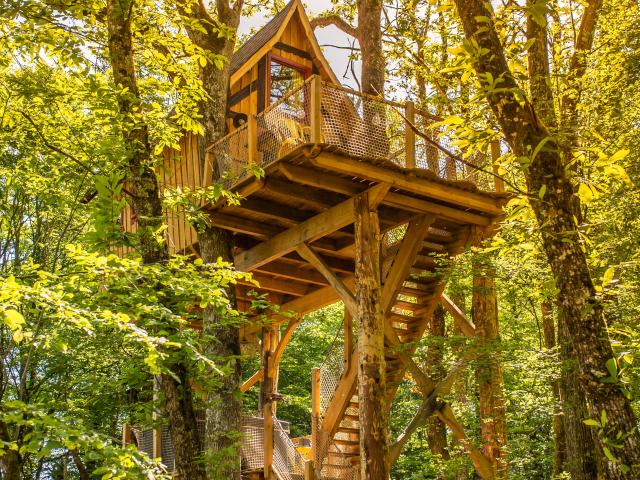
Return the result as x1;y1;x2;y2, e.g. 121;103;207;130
440;293;476;337
310;76;322;143
241;368;264;393
385;192;492;226
272;318;302;368
277;163;362;196
247;114;258;165
311;368;321;465
234;184;388;271
239;274;309;297
381;215;434;311
311;153;504;215
344;308;353;371
436;404;494;480
254;261;330;286
296;242;357;318
264;401;274;480
405;101;416;169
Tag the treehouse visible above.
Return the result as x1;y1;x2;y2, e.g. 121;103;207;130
120;1;509;479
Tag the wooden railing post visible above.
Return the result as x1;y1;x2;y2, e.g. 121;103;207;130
310;75;322;143
247;114;258;165
344;309;353;371
405;101;416;168
152;377;162;460
490;140;505;192
263;401;274;480
304;460;315;480
311;367;321;466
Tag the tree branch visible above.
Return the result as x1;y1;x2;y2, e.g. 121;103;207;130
310;14;359;39
18;111;93;174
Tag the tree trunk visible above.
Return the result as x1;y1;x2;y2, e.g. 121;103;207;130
471;233;507;480
557;307;599;479
0;448;21;480
357;0;384;96
452;1;640;476
426;305;450;463
540;301;566;476
355;192;389;480
105;2;205;479
178;3;244;478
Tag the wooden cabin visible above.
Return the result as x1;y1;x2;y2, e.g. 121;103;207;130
121;1;509;479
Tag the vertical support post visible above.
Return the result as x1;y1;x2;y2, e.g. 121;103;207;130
344;308;353;371
354;192;389;479
404;101;416;169
304;460;315;480
311;367;321;466
261;326;275;479
122;423;132;446
247;113;258;165
310;75;323;143
263;401;274;480
152;377;162;460
491;140;505;193
272;326;281;417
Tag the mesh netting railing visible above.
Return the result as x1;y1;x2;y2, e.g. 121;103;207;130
206;76;496;191
273;419;307;480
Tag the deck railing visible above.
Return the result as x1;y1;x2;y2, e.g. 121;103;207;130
130;416;307;478
206;75;504;192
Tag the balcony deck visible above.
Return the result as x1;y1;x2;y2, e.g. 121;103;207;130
198;78;508;331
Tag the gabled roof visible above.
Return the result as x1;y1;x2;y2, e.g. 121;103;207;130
230;3;294;75
229;0;339;85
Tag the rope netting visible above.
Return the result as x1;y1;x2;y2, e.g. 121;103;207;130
207;76;495;190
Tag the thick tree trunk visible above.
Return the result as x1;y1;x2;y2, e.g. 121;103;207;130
471;235;507;480
540;301;566;476
178;3;243;478
355;192;389;480
557;308;599;479
105;2;205;479
426;305;450;463
0;449;21;480
357;0;384;96
453;1;640;476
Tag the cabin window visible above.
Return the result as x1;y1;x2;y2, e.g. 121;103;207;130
269;56;307;111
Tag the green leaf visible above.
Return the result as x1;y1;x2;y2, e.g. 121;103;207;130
583;419;600;427
3;309;24;330
609;149;630;163
538;185;546;200
605;358;618;378
601;409;607;426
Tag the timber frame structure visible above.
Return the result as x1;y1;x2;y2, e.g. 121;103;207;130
120;1;509;479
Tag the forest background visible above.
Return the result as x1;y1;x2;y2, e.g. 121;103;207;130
0;0;639;478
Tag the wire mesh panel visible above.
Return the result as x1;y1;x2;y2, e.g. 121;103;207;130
320;83;406;167
256;80;311;167
205;75;496;192
241;416;265;472
273;419;307;480
210;124;249;186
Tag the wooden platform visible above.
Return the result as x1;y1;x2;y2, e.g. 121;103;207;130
201;145;507;338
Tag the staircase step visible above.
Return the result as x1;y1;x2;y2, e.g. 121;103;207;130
334;439;359;448
337;426;359;435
